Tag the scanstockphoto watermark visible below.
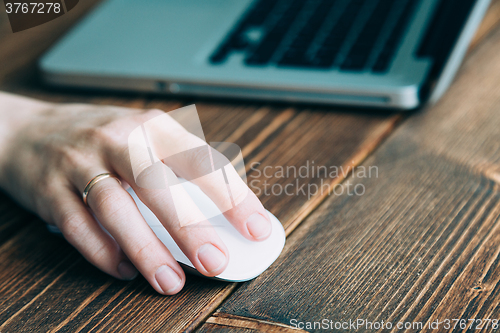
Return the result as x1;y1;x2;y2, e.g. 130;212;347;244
289;318;500;331
248;161;378;199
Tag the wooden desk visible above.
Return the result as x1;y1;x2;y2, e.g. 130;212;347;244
1;2;500;332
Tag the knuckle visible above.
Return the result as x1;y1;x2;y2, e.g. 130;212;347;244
90;183;127;218
132;240;157;263
131;109;165;129
91;126;121;147
38;175;59;196
35;179;66;220
187;146;216;174
191;150;212;171
230;185;249;206
83;121;127;151
89;242;113;266
60;147;85;170
59;210;85;241
59;210;113;266
144;109;165;119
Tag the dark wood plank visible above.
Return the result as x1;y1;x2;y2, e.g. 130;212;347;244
0;222;237;333
197;324;254;333
470;0;500;50
248;109;399;233
199;313;308;333
197;21;500;332
194;102;400;233
0;101;398;333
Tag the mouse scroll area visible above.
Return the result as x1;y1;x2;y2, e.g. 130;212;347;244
127;181;286;282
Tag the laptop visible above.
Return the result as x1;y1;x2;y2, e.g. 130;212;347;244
39;0;491;110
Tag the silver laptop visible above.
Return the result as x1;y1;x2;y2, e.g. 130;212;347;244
40;0;490;110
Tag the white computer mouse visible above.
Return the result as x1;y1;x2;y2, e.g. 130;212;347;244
126;182;286;282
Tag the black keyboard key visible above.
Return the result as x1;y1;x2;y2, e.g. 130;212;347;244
245;0;279;26
244;38;279;65
210;0;422;73
210;46;230;64
210;0;279;65
278;0;335;67
245;0;305;66
372;0;419;73
341;54;368;70
416;0;475;78
341;0;395;71
311;0;367;68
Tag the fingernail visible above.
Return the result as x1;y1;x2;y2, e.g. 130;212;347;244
118;261;139;280
155;265;182;294
197;244;227;274
246;212;272;240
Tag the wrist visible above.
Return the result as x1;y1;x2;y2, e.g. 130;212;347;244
0;91;52;156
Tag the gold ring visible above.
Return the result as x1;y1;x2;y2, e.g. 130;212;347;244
82;173;121;206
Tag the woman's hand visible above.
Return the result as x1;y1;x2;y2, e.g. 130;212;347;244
0;92;271;295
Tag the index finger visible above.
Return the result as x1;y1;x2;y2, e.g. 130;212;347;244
134;110;272;241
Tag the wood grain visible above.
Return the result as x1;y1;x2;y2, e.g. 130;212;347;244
469;0;500;50
198;20;500;333
0;104;398;332
0;221;241;333
197;324;255;333
197;103;400;231
200;313;308;333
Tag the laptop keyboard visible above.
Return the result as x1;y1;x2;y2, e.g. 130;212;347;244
210;0;420;73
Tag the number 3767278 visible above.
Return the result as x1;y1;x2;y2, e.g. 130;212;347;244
5;2;62;14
